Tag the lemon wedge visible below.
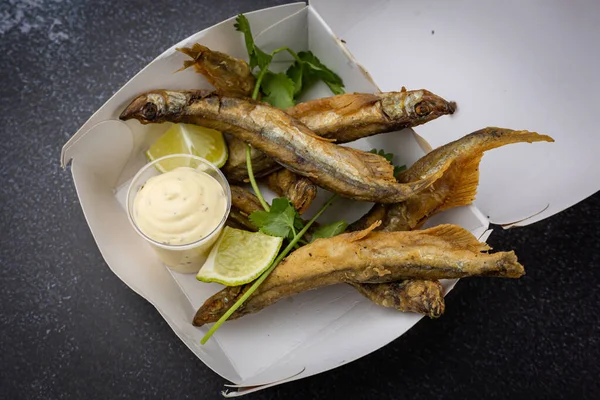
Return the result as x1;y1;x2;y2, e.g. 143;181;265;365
197;227;283;286
146;123;228;172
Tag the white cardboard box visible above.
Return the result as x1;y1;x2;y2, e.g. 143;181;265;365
61;1;600;396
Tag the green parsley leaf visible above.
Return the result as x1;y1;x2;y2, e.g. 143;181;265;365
286;51;345;98
285;61;304;96
298;51;345;95
310;220;348;243
249;197;300;240
234;14;272;70
369;148;407;179
394;165;407;175
261;72;296;109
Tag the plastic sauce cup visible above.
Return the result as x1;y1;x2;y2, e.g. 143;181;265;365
126;154;231;273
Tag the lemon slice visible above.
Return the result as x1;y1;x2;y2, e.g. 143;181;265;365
197;227;283;286
146;123;228;172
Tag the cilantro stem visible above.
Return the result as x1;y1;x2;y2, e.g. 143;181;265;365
271;46;302;63
252;67;269;100
201;194;338;344
246;145;270;212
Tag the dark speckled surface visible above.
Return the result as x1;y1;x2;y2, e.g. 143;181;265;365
1;1;599;399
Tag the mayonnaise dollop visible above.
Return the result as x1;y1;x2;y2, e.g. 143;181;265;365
133;167;227;246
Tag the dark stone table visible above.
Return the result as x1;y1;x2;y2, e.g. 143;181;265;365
1;0;598;398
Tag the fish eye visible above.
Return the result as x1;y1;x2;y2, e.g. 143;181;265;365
142;102;158;120
415;102;430;116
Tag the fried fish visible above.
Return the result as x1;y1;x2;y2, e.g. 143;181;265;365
193;223;524;326
222;89;456;181
120;90;438;203
287;89;456;143
177;44;255;98
349;127;555;232
349;280;445;318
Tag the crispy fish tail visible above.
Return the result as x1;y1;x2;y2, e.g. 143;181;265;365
193;224;524;326
350;280;445;318
349;127;554;232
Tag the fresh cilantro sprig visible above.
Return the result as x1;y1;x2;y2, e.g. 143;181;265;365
233;14;271;71
249;198;304;240
369;148;407;178
234;14;345;108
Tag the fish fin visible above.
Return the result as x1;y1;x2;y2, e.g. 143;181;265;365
287;94;379;118
175;59;197;72
436;154;483;212
348;148;397;182
327;93;380;116
303;129;337;142
176;44;205;60
346;221;382;242
420;224;491;252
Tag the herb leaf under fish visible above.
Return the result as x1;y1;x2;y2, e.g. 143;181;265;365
309;220;348;243
369;148;407;178
261;71;296;109
285;51;345;97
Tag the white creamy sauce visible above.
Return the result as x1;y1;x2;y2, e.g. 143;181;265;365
133;167;227;246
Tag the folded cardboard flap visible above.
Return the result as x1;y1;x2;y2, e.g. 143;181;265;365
63;1;493;393
312;0;600;226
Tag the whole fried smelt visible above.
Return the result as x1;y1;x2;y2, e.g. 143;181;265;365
177;44;255;98
265;169;317;214
120;90;437;203
193;224;524;326
349;127;555;232
349;280;445;318
224;89;457;180
287;89;456;143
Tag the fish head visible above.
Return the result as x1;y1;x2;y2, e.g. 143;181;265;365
119;90;193;123
381;89;456;124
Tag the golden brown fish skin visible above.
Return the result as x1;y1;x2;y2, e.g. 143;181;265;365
265;169;317;214
349;280;445;318
348;127;555;232
287;89;456;143
193;224;524;326
120;90;438;203
177;44;255;98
